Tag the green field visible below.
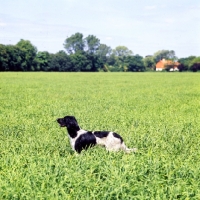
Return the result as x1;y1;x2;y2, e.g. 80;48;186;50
0;72;200;199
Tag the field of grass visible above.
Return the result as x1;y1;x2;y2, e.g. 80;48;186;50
0;72;200;199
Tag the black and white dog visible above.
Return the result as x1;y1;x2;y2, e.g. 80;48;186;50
57;116;137;153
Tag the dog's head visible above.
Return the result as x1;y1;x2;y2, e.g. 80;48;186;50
57;116;80;130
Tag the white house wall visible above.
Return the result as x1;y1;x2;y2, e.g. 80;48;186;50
156;68;163;71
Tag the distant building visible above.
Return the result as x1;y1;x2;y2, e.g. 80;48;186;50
156;59;180;71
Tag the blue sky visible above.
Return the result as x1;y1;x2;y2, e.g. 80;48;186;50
0;0;199;58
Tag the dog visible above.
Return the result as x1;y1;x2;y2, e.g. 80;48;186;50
57;116;137;153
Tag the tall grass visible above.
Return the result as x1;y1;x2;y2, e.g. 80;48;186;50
0;72;200;199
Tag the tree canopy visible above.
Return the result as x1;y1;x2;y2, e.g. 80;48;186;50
153;50;177;63
63;32;85;54
113;46;133;57
85;35;100;54
0;32;199;72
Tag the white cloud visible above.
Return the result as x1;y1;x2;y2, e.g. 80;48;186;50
165;18;175;24
105;37;112;41
144;5;157;10
0;20;6;27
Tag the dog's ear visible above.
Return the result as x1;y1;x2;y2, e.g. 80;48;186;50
63;116;80;130
71;116;77;122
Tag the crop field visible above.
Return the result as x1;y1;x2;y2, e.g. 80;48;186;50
0;72;200;199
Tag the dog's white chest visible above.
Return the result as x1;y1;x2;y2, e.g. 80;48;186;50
68;129;87;150
68;136;76;150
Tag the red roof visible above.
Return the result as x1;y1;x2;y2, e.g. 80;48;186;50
156;59;180;69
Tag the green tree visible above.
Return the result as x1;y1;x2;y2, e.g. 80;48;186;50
70;52;102;72
84;35;100;54
0;44;27;71
125;55;145;72
106;53;116;66
64;32;85;54
35;51;51;71
153;50;177;63
70;53;87;71
0;44;9;71
48;51;72;71
96;44;112;63
113;46;133;57
112;46;133;71
6;45;26;71
143;56;155;70
16;39;37;71
178;56;196;71
85;53;103;71
189;57;200;72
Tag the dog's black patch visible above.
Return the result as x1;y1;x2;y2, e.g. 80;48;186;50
113;132;123;143
75;132;97;153
93;131;109;138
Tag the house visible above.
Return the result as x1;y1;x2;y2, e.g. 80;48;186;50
156;59;180;71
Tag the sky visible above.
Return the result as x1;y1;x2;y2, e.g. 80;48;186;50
0;0;200;58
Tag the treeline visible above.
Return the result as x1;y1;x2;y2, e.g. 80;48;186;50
0;32;200;72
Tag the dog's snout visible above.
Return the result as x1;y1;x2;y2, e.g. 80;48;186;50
57;118;63;125
56;118;66;127
57;118;63;122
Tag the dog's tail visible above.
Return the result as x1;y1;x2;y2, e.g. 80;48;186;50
121;142;137;153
